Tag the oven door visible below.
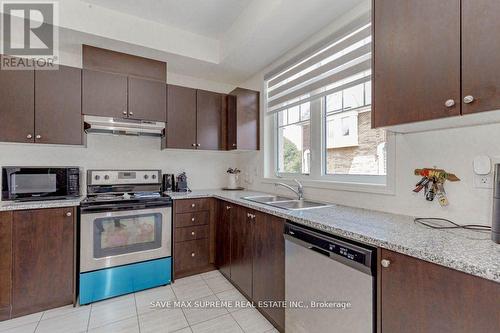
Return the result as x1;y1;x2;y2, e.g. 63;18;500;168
80;206;172;272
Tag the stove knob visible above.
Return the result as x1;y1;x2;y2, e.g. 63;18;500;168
144;175;149;180
152;174;156;180
94;175;100;181
104;175;110;180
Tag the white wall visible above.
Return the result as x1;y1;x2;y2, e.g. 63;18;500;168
0;135;240;198
235;2;500;227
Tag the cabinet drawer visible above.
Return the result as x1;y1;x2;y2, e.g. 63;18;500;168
175;198;210;214
174;239;209;273
175;225;209;242
175;211;209;228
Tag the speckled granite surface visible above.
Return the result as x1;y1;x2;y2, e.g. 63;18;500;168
0;197;82;211
169;190;500;283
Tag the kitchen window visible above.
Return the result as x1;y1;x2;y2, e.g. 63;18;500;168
266;10;389;188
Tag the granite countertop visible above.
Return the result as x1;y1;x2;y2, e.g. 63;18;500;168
170;190;500;283
0;197;83;211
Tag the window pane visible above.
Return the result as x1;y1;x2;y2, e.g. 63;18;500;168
300;102;310;120
326;92;342;113
325;108;386;175
365;81;372;105
278;121;311;174
278;110;287;126
288;106;300;123
343;83;365;110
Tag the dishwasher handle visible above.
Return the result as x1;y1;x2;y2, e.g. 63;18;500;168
285;222;375;275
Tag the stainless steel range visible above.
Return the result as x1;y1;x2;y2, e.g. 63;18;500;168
79;169;172;305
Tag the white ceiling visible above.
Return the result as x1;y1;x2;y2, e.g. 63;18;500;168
82;0;253;38
68;0;367;84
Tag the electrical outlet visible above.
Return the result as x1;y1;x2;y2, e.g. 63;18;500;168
474;174;493;189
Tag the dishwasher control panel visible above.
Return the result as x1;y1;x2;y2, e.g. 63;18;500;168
284;222;374;269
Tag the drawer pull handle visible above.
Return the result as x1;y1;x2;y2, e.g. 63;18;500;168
191;231;195;236
191;252;196;257
191;203;196;208
66;212;72;217
191;217;195;222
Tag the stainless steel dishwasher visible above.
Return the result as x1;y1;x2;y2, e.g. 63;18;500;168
284;222;376;333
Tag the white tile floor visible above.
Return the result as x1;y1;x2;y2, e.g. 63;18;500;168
0;270;278;333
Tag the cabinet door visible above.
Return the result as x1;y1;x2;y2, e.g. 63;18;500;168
252;211;285;330
128;76;166;121
373;0;461;127
0;212;12;321
12;208;74;318
0;60;35;143
196;90;222;150
462;0;500;114
35;65;82;145
230;207;253;298
230;88;259;150
82;69;128;119
166;85;197;149
226;95;237;150
216;201;233;279
380;249;500;333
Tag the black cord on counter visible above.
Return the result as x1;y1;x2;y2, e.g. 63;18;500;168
414;218;491;231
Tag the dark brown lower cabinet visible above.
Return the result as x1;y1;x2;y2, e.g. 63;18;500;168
380;249;500;333
230;206;254;298
216;201;233;279
252;211;285;331
218;202;285;332
0;212;12;321
11;208;75;318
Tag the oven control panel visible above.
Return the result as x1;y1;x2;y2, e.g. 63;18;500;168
88;170;161;185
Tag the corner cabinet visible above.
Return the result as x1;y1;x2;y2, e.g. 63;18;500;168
379;249;500;333
227;88;260;150
373;0;500;128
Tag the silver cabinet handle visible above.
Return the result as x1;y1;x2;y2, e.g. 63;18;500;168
129;112;134;116
197;144;201;147
191;231;195;236
232;143;236;147
26;134;32;139
192;143;196;147
66;212;72;217
191;203;196;208
36;134;41;139
191;217;195;222
122;111;127;115
381;259;391;268
226;206;231;210
463;95;475;104
191;252;195;257
444;99;455;108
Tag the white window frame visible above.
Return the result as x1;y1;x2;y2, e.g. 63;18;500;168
269;97;396;195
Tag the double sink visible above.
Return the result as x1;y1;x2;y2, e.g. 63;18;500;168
242;195;329;211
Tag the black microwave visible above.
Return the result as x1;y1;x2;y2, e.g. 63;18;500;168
1;167;80;201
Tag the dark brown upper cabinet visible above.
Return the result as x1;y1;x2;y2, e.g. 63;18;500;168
35;65;82;145
373;0;461;127
165;85;197;149
196;89;222;150
461;0;500;114
373;0;500;128
82;69;128;119
128;76;167;122
380;249;500;333
227;88;260;150
0;64;35;143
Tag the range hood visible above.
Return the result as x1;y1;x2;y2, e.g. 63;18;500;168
84;116;165;137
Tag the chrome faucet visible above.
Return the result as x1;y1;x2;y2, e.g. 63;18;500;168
275;179;304;200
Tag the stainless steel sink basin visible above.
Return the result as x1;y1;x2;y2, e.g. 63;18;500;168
242;195;293;203
268;200;329;210
242;195;329;210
